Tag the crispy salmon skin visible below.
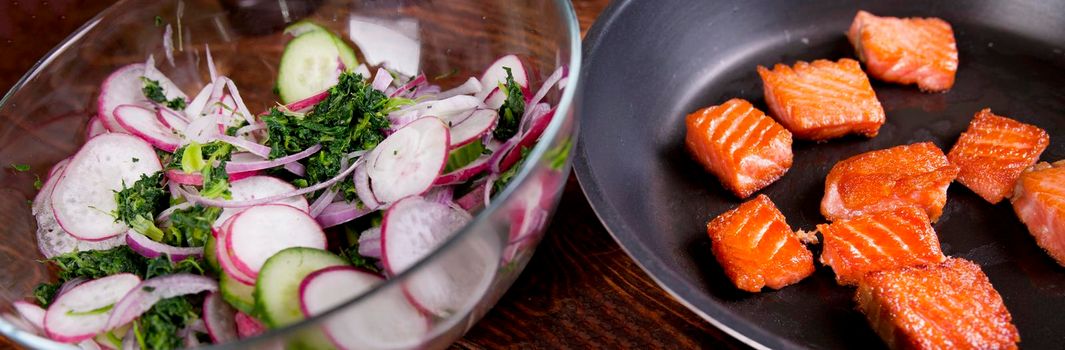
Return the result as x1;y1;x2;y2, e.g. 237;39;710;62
757;58;885;141
1012;161;1065;266
685;98;793;198
948;109;1049;204
822;142;959;222
706;194;814;292
857;258;1020;350
848;11;959;92
818;206;946;286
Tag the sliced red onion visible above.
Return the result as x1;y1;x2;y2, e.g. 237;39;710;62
484;174;498;207
184;159;362;208
156;202;194;221
225;144;320;173
165;168;260;186
126;231;204;261
424;186;454;205
371;68;394;92
518;102;551;136
389;74;426;98
413;85;442;98
436;77;483;100
105;274;218;331
558;77;569;90
353;162;381;210
56;277;89;297
501;107;555;172
357;226;382;258
233;122;266;137
224;79;256;125
184;114;220;143
455;181;486;211
183;327;200;348
216;134;271;158
185;82;214;118
284;161;306;177
308;188;338;218
388;109;422;130
163;25;175;67
284;90;329;113
205;44;218;82
315;201;375;228
526;67;563;113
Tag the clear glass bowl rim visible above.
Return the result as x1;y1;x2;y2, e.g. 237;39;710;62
0;0;583;348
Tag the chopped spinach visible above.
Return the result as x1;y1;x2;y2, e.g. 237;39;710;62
493;67;525;140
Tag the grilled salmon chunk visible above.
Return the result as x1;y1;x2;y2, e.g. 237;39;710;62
848;11;959;92
706;194;815;292
685;98;794;198
1012;161;1065;266
818;206;946;286
822;142;959;222
757;58;885;141
948;109;1049;204
857;258;1020;350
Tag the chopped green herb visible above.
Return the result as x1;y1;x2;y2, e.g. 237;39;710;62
340;225;381;273
33;175;42;190
444;140;485;173
494;146;530;194
32;283;59;307
171;142;234;200
113;172;168;240
493;67;525;140
154;15;163;27
161;205;221;247
10;163;30;172
50;246;147;281
141;77;187;110
132;157;140;163
547;138;572;170
133;297;200;350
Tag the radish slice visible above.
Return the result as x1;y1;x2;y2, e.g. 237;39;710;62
315;201;375;228
366;117;450;204
203;292;238;344
97;64;183;133
214;176;309;226
448;109;497;147
56;277;89;298
2;312;40;336
234;312;264;339
85;116;108;139
434;156;490;186
475;55;528;100
34;161;124;258
114;104;180;152
165;168;260;186
44;274;141;343
226;205;327;278
299;266;427;350
125;231;204;261
382;198;472;276
12;301;45;332
155;107;189;130
353;162;381;210
105;274;218;331
51;133;162;241
500;107;556;172
424;95;483;120
482;87;505;110
435;77;482;100
371;68;393;92
47;158;71;180
357;227;382;259
214;218;257;285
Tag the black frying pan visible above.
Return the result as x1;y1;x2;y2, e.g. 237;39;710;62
574;0;1065;348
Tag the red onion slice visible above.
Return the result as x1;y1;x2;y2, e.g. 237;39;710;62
353;162;381;210
56;277;89;297
357;226;382;259
184;159;362;208
223;79;256;125
454;180;487;211
205;44;219;82
105;274;218;331
371;68;394;92
185;82;215;118
389;74;426;98
436;77;482;100
216;134;271;158
225;144;321;173
125;231;205;261
283;90;329;113
315;201;375;228
156;202;194;222
308;188;338;218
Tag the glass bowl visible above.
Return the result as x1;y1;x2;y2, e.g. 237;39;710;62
0;0;580;349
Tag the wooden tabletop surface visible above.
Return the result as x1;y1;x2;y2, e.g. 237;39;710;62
0;1;743;348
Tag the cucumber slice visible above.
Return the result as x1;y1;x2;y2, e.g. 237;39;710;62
255;247;348;327
205;235;220;274
220;273;256;315
277;29;359;103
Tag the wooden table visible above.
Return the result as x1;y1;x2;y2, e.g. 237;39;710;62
0;1;742;348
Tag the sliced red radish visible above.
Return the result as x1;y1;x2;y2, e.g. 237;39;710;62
226;205;327;278
475;55;528;100
500;107;556;172
12;301;45;332
214;218;257;285
299;266;427;350
44;274;141;343
34;161;124;258
2;312;40;336
366;117;450;204
125;231;204;261
482;87;506;110
382;197;472;276
104;274;217;331
214;176;309;226
448;109;497;147
114;104;180;152
423;95;482;120
434;156;490;186
47;158;70;180
435;77;482;100
97;64;183;133
234;312;264;339
315;201;375;229
85;116;108;140
454;180;487;211
165;168;260;187
357;227;382;259
353;162;381;210
155;107;189;131
203;292;238;344
51;133;162;241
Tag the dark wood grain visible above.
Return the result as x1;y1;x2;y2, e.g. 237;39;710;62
0;1;743;349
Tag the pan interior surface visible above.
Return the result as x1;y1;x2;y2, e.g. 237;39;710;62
576;0;1065;348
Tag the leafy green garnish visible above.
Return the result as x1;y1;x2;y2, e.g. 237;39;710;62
114;172;168;240
33;175;42;190
262;71;402;200
133;297;200;350
339;225;381;273
32;283;59;308
171;141;233;199
10;163;29;172
547;138;572;170
154;16;164;27
50;246;147;281
145;255;204;279
161;205;221;247
141;77;187;110
493;67;525;140
494;146;530;194
444;140;486;173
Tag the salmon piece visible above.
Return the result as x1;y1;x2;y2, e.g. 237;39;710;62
817;206;946;286
857;258;1020;350
822;142;959;222
706;194;815;292
848;11;959;92
757;58;885;141
947;109;1049;204
1012;161;1065;266
685;99;794;198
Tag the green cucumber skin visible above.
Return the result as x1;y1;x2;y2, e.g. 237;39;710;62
277;27;360;103
220;273;257;315
254;247;348;328
205;235;221;274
